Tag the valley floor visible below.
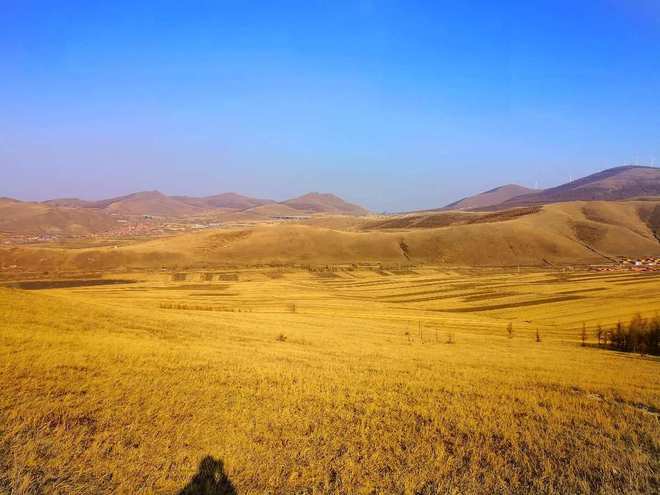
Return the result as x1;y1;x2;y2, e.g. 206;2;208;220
1;266;659;494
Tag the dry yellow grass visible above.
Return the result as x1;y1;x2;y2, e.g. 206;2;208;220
1;267;659;494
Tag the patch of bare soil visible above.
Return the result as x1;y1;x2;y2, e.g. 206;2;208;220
364;206;541;230
3;279;137;290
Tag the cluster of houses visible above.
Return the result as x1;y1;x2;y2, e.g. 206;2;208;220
592;257;660;272
620;256;660;270
0;218;227;245
1;214;306;245
0;233;60;245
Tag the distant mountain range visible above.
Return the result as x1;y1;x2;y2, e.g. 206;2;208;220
0;191;368;235
39;191;366;217
441;165;660;211
2;165;659;236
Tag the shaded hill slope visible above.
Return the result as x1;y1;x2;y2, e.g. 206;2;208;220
37;191;369;218
365;207;542;230
282;193;369;215
89;191;204;216
174;192;274;210
443;184;538;211
0;199;119;235
502;166;660;206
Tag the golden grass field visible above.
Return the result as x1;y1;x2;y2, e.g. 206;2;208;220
1;266;659;494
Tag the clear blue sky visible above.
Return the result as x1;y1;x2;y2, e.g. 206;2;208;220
2;1;659;211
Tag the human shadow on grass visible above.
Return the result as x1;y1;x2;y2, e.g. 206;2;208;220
177;456;237;495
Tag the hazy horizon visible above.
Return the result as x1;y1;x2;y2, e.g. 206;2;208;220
3;162;659;214
2;1;659;211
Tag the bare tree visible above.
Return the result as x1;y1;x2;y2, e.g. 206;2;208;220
595;325;603;347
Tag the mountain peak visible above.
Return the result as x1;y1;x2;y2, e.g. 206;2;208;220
501;165;660;206
282;192;369;215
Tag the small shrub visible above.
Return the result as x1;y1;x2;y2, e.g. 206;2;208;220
276;334;287;342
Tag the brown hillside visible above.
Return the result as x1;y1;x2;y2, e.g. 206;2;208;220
502;166;660;206
42;198;97;208
241;203;308;217
94;191;204;216
0;199;119;235
282;193;369;215
365;207;541;230
443;184;538;211
2;200;658;270
175;192;274;210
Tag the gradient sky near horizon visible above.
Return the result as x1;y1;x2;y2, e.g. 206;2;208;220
2;1;660;211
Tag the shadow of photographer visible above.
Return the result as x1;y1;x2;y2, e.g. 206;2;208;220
177;456;237;495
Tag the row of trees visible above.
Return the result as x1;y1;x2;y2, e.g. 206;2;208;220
407;318;657;355
582;314;659;356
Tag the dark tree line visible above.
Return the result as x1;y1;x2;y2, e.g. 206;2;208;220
595;314;659;356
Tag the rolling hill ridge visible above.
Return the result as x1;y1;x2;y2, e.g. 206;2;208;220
442;184;539;211
2;191;370;235
441;165;660;211
500;166;660;207
2;200;658;270
3;165;659;238
281;192;369;215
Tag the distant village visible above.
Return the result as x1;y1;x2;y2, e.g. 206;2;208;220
591;256;660;272
0;214;311;245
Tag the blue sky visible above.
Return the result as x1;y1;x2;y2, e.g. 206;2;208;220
2;1;659;211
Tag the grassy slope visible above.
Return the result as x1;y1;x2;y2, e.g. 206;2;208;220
443;184;538;210
0;200;119;235
1;200;659;273
1;268;659;494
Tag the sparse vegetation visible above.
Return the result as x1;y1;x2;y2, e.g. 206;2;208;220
604;314;660;355
1;266;659;494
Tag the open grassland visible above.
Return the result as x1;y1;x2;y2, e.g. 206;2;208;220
1;267;659;494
